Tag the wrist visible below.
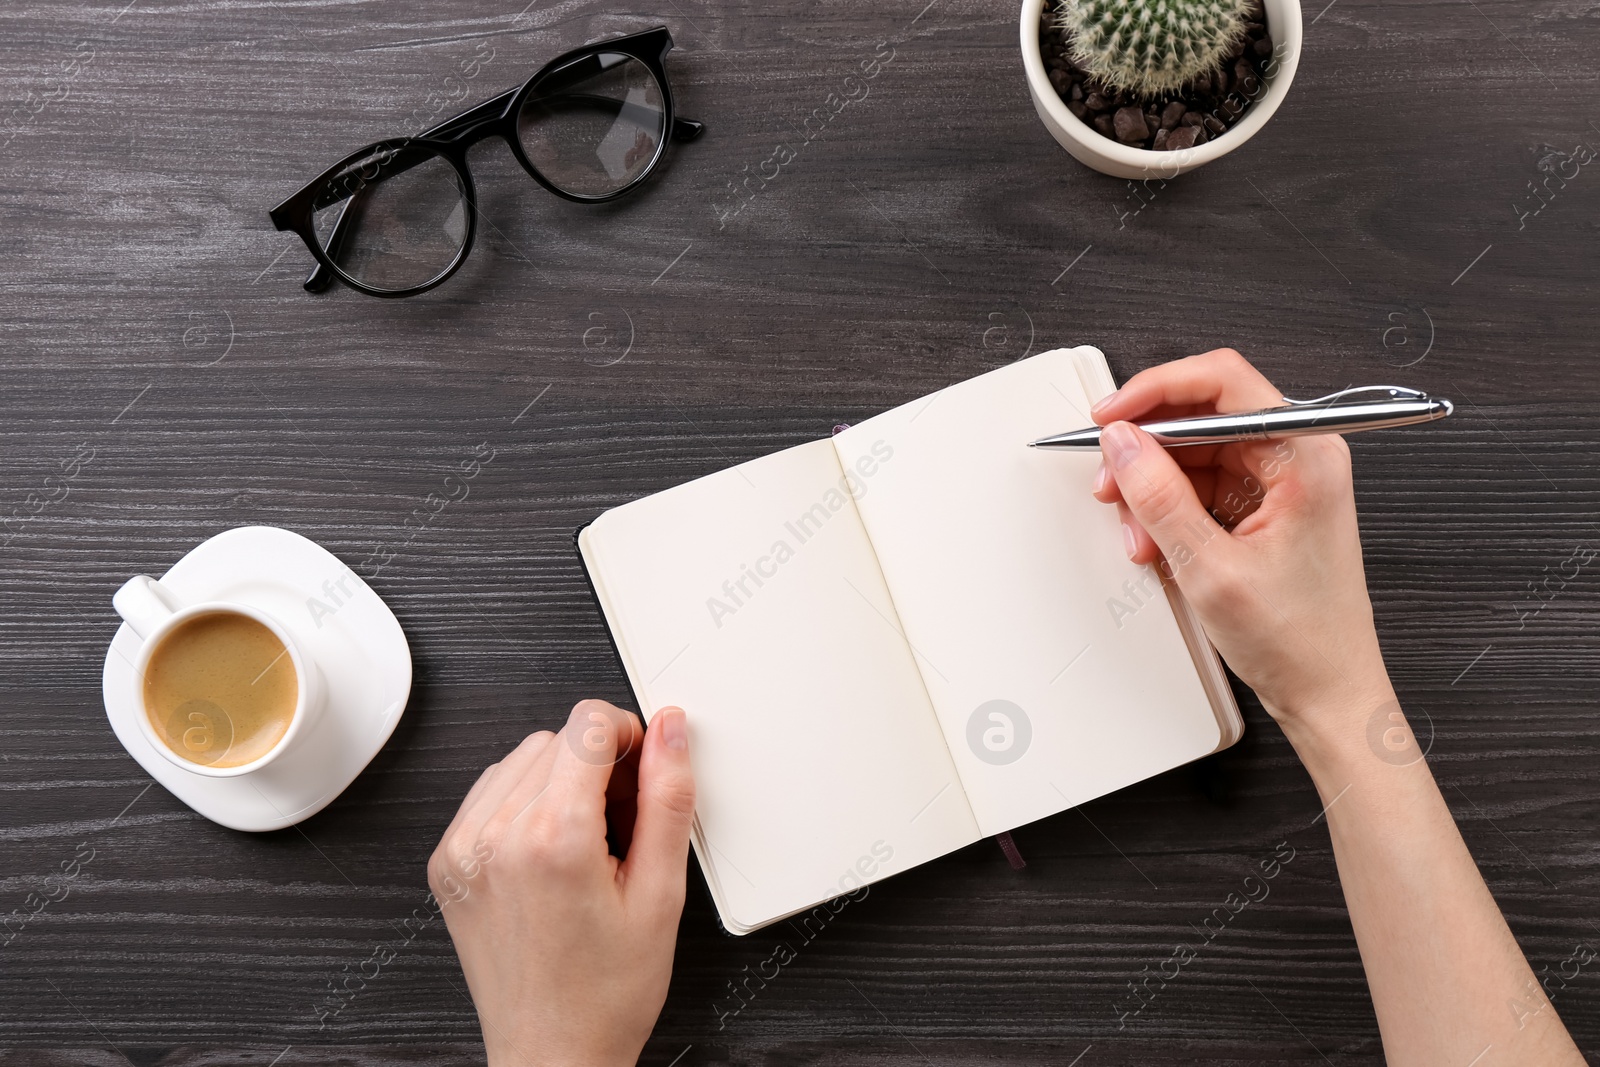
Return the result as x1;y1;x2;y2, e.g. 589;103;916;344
485;1036;636;1067
1273;674;1401;782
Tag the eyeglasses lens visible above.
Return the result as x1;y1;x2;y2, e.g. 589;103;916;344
516;53;667;197
312;143;470;293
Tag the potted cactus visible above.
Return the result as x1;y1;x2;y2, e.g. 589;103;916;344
1020;0;1302;178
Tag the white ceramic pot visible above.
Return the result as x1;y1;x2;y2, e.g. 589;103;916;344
1020;0;1302;179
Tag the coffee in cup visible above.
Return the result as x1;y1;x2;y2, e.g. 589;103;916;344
142;611;299;768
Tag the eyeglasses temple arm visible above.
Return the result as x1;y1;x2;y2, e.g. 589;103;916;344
419;85;520;140
518;85;705;142
304;193;362;292
305;263;333;292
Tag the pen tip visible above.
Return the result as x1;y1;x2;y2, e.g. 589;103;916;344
1026;441;1037;448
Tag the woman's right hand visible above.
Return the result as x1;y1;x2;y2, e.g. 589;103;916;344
1089;349;1395;747
1093;351;1589;1067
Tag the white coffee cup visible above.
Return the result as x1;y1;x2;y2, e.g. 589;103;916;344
113;575;323;778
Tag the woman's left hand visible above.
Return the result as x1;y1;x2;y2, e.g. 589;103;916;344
429;700;695;1067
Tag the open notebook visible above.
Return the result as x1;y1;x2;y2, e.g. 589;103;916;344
578;347;1242;933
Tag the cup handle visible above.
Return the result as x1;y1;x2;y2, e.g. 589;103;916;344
113;575;179;640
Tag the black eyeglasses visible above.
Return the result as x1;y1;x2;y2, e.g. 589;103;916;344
269;26;702;298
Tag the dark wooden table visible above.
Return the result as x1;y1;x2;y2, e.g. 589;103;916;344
3;0;1598;1062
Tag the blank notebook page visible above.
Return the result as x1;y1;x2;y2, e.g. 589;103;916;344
581;438;980;931
831;347;1225;836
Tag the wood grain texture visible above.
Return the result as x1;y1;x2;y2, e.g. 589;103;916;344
2;0;1599;1061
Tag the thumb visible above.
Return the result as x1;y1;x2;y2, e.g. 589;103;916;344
621;706;696;906
1101;421;1234;582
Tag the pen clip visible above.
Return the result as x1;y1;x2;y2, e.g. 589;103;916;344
1278;385;1430;407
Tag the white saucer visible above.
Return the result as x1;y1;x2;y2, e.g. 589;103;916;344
101;525;412;832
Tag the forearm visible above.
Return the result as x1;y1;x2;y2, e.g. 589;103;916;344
1283;684;1584;1067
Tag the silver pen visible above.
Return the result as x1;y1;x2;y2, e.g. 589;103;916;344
1028;386;1454;450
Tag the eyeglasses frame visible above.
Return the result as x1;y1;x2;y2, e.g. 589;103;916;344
268;25;703;299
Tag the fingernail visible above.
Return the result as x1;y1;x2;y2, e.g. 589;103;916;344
660;707;687;751
1122;523;1138;558
1092;463;1109;494
1091;390;1119;417
1102;422;1142;471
